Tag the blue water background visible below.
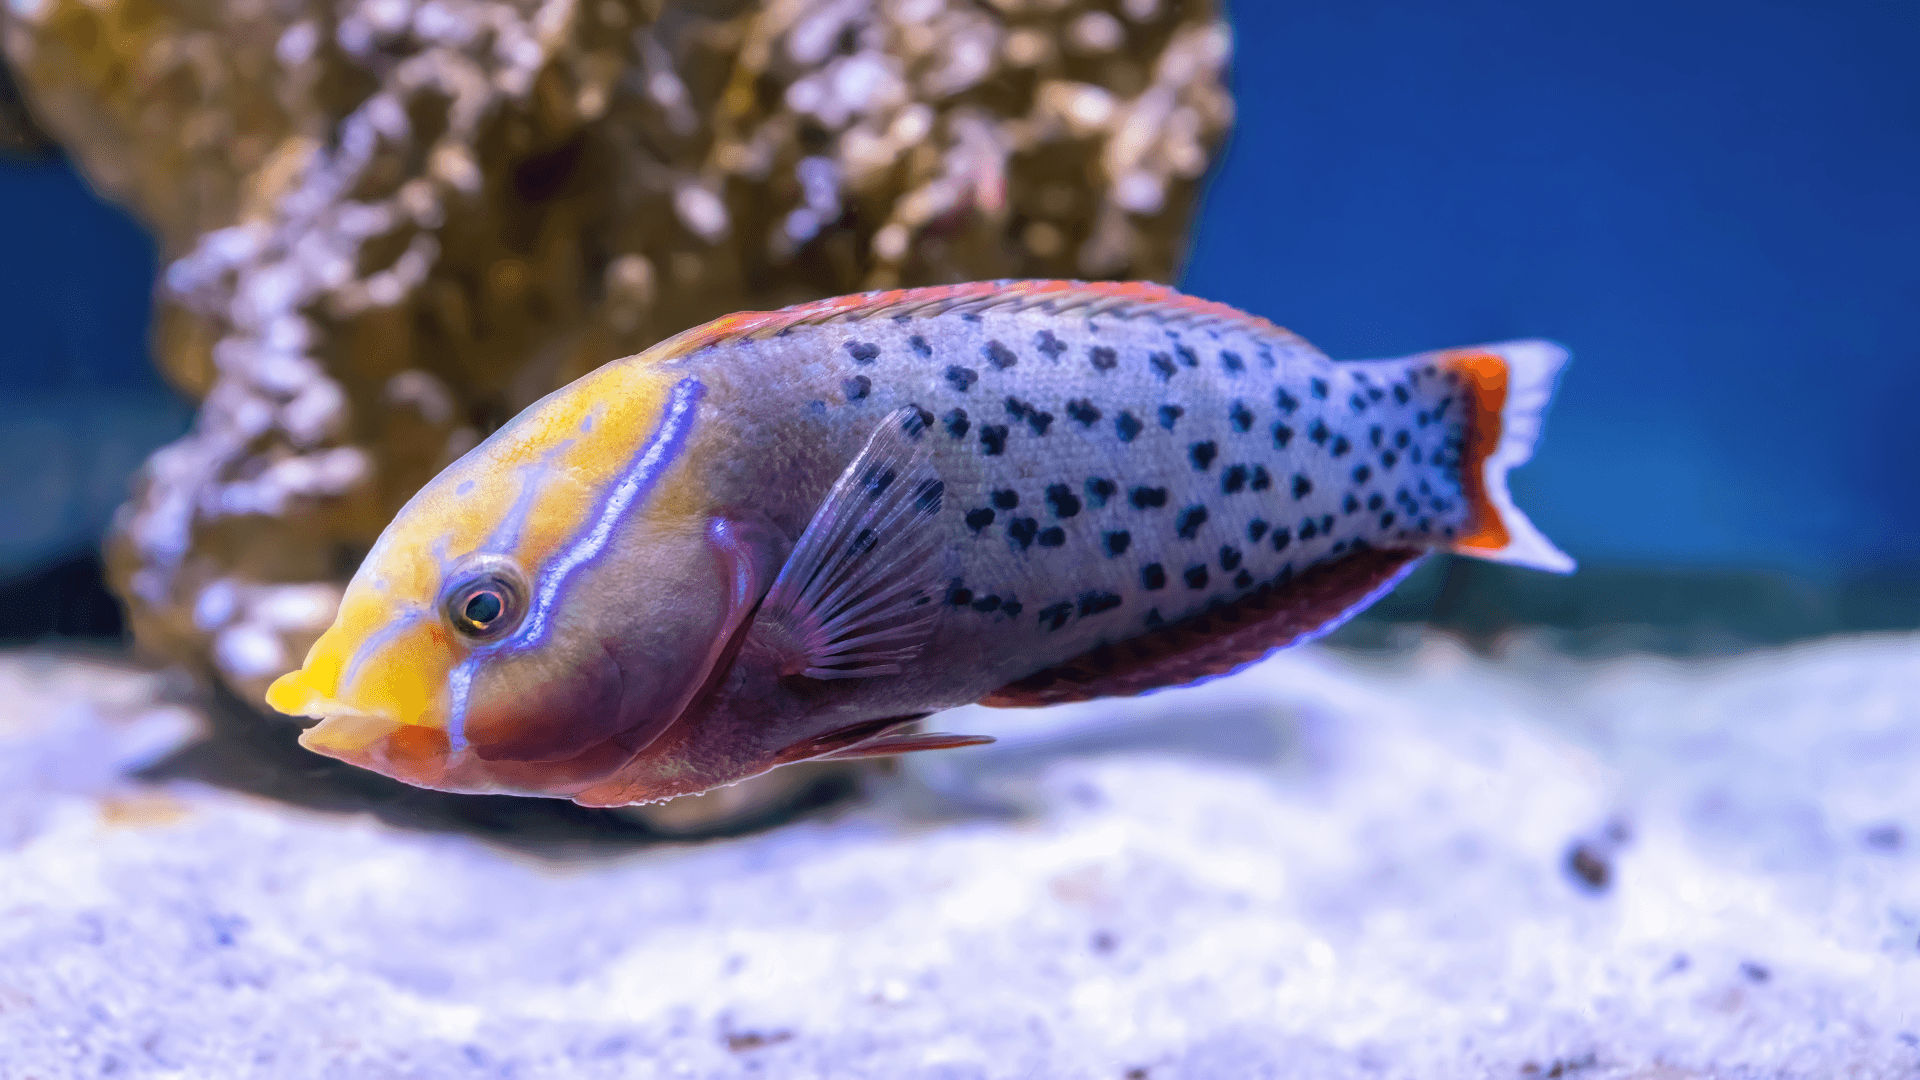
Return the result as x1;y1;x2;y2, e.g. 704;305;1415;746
0;1;1914;591
1185;1;1920;578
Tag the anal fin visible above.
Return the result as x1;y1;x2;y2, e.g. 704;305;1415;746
983;547;1425;708
753;407;947;680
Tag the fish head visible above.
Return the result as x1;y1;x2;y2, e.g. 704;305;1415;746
266;371;747;798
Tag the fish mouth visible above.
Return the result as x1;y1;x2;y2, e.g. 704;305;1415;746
269;667;463;791
298;713;465;791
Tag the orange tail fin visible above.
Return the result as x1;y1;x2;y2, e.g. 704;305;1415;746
1439;341;1575;574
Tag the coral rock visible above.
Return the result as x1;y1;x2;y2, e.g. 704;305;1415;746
4;0;1230;702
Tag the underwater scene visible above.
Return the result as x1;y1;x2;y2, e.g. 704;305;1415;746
2;1;1915;1076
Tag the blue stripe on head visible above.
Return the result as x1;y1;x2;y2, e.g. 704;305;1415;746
444;377;705;751
511;376;705;653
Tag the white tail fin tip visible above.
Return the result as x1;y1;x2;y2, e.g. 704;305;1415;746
1450;339;1576;574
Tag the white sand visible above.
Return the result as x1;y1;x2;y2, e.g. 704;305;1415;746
3;633;1916;1078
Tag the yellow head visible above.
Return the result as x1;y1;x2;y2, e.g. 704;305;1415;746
266;367;742;798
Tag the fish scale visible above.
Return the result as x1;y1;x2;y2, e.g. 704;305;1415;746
266;280;1573;806
685;294;1474;685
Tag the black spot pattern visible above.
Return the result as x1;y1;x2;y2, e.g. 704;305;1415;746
1115;411;1143;442
913;478;943;513
1150;352;1177;380
862;466;897;497
1034;330;1067;359
1292;474;1313;499
1078;591;1123;617
946;580;972;606
1184;565;1210;590
1311;377;1329;399
1219;545;1242;571
979;424;1007;455
1229;400;1254;432
945;365;976;391
1220;350;1245;373
1037;527;1066;548
1331;435;1351;457
1176;344;1199;368
842;375;870;401
1276;388;1300;415
1272;423;1293;448
1250;465;1272;491
1141;563;1167;590
844;340;880;364
1104;530;1131;556
965;508;995;532
1352;465;1372;484
1007;517;1038;549
1129;486;1168;509
1248;519;1269;541
991;489;1020;510
943;408;970;439
909;335;932;358
1085;478;1117;507
1004;396;1053;435
984;340;1018;369
972;594;1001;613
1222;465;1248;494
1271;526;1292;550
1175;505;1209;539
1045;484;1082;518
1088;345;1118;371
1158;404;1184;430
1038;602;1073;631
1066;398;1102;427
1309;420;1331;445
1189;441;1218;471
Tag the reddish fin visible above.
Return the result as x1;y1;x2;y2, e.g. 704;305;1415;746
1435;342;1575;573
752;407;946;680
649;280;1318;363
772;714;930;766
815;732;997;761
983;548;1425;708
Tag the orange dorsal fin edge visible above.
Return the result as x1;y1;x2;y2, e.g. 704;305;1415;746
645;280;1312;363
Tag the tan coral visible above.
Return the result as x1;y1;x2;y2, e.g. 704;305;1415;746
4;0;1232;706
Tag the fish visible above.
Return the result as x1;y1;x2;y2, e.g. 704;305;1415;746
266;280;1573;806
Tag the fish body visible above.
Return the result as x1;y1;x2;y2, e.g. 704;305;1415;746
267;281;1572;805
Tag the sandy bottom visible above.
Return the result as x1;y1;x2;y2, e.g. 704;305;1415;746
2;632;1916;1079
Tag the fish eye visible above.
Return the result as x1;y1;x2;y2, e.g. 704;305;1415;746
441;557;527;642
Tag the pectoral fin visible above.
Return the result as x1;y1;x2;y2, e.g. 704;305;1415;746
752;407;947;681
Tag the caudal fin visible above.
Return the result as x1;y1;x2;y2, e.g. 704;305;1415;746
1439;340;1575;574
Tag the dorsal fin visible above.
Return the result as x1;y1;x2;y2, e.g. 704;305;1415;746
647;280;1316;364
982;547;1425;708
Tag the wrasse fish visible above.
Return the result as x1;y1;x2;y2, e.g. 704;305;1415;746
267;280;1572;806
